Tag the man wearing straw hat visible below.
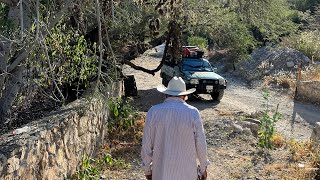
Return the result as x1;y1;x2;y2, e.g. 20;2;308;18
141;76;209;180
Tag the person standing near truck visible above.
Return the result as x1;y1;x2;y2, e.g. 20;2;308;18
141;76;210;180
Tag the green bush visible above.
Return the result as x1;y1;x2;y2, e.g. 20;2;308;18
75;155;100;180
108;97;137;130
187;36;208;50
73;153;130;180
29;23;98;103
258;89;282;149
281;30;320;61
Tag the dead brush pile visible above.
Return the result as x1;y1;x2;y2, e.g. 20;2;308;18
261;64;320;96
262;72;297;92
238;47;312;90
301;64;320;81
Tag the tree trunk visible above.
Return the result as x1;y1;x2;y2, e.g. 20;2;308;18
0;65;24;124
0;0;72;126
0;1;30;124
0;38;12;96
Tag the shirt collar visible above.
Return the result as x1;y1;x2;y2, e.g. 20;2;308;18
164;97;185;103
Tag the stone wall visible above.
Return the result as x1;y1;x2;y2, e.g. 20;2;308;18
296;80;320;105
0;82;123;180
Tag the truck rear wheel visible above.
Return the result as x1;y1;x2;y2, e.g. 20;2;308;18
162;78;169;87
124;75;138;96
211;90;224;101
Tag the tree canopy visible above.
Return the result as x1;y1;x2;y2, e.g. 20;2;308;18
0;0;319;127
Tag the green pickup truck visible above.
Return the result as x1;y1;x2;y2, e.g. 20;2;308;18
160;57;227;101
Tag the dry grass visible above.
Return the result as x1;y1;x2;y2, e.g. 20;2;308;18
258;133;320;179
99;113;146;178
265;163;317;179
98;111;320;179
262;75;296;92
302;65;320;81
271;133;287;148
261;65;320;93
288;140;320;165
106;113;145;144
216;109;237;116
273;139;319;179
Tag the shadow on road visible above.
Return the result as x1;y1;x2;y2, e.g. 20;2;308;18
132;88;220;112
188;95;220;111
132;88;163;112
291;100;320;132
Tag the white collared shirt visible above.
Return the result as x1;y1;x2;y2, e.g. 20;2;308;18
141;97;209;180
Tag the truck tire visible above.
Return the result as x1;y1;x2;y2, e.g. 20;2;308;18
124;75;138;96
211;89;224;101
162;78;169;87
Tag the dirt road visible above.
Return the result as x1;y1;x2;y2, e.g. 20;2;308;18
120;55;320;179
124;55;319;140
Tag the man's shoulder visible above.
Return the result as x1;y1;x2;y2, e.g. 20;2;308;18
147;101;199;114
184;103;199;112
147;102;166;112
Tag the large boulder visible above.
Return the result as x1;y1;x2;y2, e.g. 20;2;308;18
239;47;310;82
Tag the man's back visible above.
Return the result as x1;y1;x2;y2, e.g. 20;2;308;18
141;97;207;180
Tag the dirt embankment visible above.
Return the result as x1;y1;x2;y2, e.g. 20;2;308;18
120;55;320;179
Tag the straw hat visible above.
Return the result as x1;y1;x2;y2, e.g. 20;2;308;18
157;76;196;96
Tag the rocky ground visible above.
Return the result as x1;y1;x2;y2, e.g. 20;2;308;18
102;55;320;179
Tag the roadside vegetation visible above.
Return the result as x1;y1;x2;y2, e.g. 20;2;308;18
0;0;319;129
72;97;144;180
258;90;282;149
256;91;320;178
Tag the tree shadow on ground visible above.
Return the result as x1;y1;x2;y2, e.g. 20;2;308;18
188;94;220;111
291;100;320;132
131;88;220;112
132;88;163;112
109;143;141;163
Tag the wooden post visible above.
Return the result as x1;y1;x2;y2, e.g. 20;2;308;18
295;62;302;99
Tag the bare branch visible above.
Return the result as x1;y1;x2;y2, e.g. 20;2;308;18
101;8;118;79
122;60;156;76
101;72;113;82
20;0;24;40
41;31;65;102
95;0;103;90
0;35;18;43
36;0;40;40
7;50;28;72
40;33;65;102
7;0;72;73
111;0;114;22
121;30;171;76
37;85;62;103
0;0;14;5
48;0;72;30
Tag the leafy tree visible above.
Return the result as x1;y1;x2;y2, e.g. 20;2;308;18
0;0;73;124
183;0;298;60
291;0;320;11
0;0;306;127
281;3;320;61
31;24;98;102
187;36;208;50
